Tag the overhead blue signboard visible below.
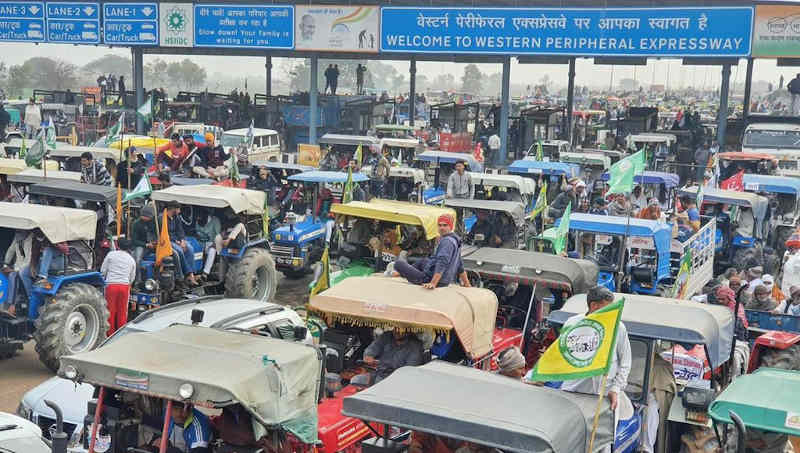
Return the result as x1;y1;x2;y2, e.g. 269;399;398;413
103;2;157;45
45;2;100;44
194;4;293;49
0;1;45;42
381;7;754;57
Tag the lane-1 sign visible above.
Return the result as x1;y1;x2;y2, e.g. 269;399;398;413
194;4;293;49
103;2;157;45
0;1;45;42
381;7;753;57
46;2;100;44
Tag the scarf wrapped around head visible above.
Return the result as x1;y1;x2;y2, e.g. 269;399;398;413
497;347;526;374
716;285;748;328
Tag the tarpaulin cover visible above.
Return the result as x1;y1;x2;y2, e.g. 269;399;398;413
151;184;266;215
0;202;97;243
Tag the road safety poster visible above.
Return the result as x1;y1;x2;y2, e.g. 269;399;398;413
295;5;378;52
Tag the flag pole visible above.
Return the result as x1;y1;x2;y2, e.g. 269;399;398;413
126;139;132;236
519;282;537;352
587;374;609;453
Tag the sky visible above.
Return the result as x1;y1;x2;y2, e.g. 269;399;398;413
0;42;794;94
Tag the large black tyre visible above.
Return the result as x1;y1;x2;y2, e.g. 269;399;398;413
225;248;277;302
33;283;109;372
759;343;800;370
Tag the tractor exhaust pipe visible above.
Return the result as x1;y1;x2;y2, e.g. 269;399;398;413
45;400;67;453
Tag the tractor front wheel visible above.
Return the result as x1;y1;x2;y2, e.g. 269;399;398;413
33;283;109;372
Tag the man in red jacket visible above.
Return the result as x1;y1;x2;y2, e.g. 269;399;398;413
156;133;189;172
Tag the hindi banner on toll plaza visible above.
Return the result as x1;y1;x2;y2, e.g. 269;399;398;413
381;7;753;57
752;4;800;58
296;5;378;52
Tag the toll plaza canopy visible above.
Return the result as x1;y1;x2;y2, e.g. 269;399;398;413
0;1;763;60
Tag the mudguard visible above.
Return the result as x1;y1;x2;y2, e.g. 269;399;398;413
29;272;105;319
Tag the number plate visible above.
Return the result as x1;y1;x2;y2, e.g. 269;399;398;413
276;257;293;264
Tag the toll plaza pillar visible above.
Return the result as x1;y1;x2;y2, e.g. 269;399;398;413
498;56;510;167
566;57;576;145
310;56;318;145
133;48;144;135
717;63;732;150
743;58;753;118
266;55;273;97
409;57;417;128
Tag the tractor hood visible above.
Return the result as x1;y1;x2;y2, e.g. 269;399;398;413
272;220;326;243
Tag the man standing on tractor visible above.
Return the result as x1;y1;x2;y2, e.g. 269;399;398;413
2;230;33;313
391;213;471;290
100;238;136;335
0;104;10;143
561;286;631;417
371;147;390;198
788;73;800;115
23;97;41;139
80;152;112;186
446;160;474;199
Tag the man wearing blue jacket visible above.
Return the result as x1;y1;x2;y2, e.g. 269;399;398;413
392;213;471;289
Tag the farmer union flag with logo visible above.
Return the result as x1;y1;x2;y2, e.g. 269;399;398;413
528;298;625;381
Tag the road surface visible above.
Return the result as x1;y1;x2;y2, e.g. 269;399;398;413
0;272;312;413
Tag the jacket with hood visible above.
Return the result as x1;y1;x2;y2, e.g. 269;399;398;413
423;232;464;287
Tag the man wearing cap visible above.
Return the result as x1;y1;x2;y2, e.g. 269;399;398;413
549;185;575;218
559;286;631;416
391;213;471;289
589;197;609;215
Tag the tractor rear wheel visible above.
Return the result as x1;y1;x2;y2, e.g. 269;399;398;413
225;248;277;302
759;343;800;371
33;283;109;372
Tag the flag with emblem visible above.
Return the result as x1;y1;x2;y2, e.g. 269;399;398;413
25;127;46;168
105;112;124;146
529;181;548;219
137;95;153;122
309;246;330;298
535;140;544;161
606;150;646;195
528;298;625;382
123;172;152;202
228;154;240;184
342;167;354;204
696;183;704;208
552;201;571;255
45;116;56;150
19;135;26;159
155;209;173;266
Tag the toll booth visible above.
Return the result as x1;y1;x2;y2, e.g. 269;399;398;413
518;107;563;152
429;101;478;153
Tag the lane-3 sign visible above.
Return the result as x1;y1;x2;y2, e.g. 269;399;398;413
381;7;753;57
0;1;45;42
103;2;157;45
46;2;100;44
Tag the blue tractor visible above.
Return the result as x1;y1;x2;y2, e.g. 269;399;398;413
741;173;800;257
507;159;581;206
272;170;369;278
137;184;278;309
678;186;770;274
0;202;108;371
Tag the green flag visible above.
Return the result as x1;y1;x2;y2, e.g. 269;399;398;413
607;150;646;195
529;181;548;219
229;154;240;184
19;135;26;159
136;96;153;122
123;173;152;202
536;140;544;161
342;167;354;204
45;117;56;151
105;112;124;146
553;202;571;255
25;127;46;168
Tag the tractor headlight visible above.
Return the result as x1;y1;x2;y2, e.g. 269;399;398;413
63;365;78;380
16;402;31;420
178;383;194;399
144;279;156;291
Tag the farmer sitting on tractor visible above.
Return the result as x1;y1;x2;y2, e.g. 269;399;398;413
363;330;424;384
